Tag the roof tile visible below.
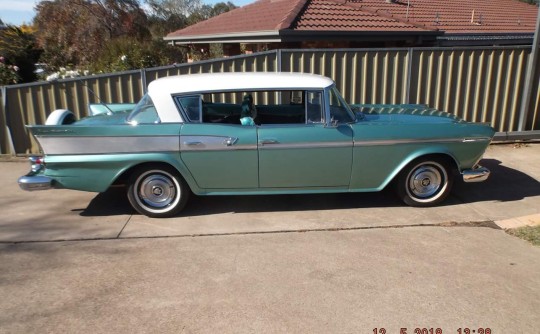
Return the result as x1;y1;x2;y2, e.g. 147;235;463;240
166;0;538;39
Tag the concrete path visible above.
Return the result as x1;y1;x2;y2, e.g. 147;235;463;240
1;143;539;333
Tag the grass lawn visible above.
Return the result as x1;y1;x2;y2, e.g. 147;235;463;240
506;225;540;246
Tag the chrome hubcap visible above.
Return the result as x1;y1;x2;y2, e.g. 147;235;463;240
139;174;176;209
409;165;443;198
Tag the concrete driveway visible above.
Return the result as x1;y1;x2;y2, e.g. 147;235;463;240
1;143;539;333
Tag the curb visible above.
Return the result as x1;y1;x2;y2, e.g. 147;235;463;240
495;214;540;229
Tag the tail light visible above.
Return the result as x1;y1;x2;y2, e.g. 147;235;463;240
29;156;45;173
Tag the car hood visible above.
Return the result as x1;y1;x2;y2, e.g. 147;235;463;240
351;104;465;124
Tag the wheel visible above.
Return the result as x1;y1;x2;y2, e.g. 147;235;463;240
396;158;454;207
127;166;189;218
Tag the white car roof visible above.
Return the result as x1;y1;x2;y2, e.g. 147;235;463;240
148;72;335;123
148;72;335;95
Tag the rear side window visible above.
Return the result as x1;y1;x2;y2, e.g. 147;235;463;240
175;95;202;122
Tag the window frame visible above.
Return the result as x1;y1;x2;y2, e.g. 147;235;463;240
172;88;329;126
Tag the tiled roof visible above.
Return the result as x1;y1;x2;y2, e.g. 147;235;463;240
292;0;432;31
354;0;538;33
166;0;538;40
167;0;307;37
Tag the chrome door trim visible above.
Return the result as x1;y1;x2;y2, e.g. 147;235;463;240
180;135;256;151
258;141;352;150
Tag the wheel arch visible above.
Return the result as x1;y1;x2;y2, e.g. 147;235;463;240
382;149;459;190
111;159;200;194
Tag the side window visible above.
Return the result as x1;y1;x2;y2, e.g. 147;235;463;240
175;95;202;122
306;91;323;123
175;90;327;125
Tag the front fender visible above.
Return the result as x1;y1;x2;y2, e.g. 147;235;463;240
350;143;465;191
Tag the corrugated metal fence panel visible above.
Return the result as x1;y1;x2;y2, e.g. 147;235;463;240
5;71;143;154
410;47;531;132
2;47;539;154
145;52;278;84
530;51;540;131
280;49;411;105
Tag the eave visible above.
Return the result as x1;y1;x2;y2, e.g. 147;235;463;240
164;30;282;45
164;28;443;45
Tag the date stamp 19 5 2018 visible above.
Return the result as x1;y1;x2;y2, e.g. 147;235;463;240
373;328;492;334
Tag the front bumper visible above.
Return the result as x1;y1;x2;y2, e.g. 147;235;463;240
18;175;53;191
462;166;490;183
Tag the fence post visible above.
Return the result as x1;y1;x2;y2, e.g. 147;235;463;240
277;49;282;73
141;68;148;94
406;48;414;104
0;86;15;155
518;5;540;131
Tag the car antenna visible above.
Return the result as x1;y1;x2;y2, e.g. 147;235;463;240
47;76;115;116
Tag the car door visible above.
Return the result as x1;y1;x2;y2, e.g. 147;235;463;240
178;95;258;189
257;90;353;188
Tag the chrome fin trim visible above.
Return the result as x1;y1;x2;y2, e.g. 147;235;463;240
36;135;180;155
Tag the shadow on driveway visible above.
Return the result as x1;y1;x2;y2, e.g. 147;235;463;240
79;158;540;217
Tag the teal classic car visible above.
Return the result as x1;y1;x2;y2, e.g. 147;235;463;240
19;72;494;217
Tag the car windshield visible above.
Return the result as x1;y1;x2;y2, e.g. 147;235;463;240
127;94;160;124
329;85;355;123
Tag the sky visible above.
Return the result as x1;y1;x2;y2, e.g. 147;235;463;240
0;0;254;26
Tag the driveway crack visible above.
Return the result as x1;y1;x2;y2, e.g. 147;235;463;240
116;215;133;239
0;220;499;245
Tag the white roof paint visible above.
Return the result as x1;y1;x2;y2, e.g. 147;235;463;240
148;72;335;123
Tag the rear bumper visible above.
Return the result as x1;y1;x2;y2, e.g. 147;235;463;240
462;166;490;183
18;175;53;191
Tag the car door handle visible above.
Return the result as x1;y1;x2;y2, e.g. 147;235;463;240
259;139;279;145
185;141;203;146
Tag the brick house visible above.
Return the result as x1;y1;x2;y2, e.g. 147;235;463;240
165;0;538;57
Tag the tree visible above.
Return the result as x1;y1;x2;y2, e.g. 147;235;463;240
146;0;203;18
209;2;237;17
0;25;41;83
185;2;237;25
34;0;150;69
147;1;237;37
92;37;185;72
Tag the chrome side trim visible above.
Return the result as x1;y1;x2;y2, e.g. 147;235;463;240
36;135;180;155
258;141;352;150
354;137;490;147
462;137;492;143
18;175;53;191
180;135;256;151
462;166;490;183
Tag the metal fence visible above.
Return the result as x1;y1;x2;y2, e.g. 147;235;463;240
1;47;538;155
